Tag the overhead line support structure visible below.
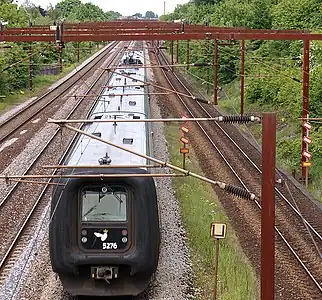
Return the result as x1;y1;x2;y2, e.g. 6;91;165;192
302;39;310;179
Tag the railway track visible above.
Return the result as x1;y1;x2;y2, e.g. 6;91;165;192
153;46;322;299
0;43;128;296
0;42;118;174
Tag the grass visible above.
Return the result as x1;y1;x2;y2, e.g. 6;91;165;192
0;48;100;113
219;80;322;202
165;123;259;300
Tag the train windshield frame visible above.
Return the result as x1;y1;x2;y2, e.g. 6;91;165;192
81;185;127;222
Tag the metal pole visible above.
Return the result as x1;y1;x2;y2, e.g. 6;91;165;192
213;39;218;105
29;42;32;90
176;40;179;64
59;45;63;72
305;113;309;188
240;40;245;115
28;21;32;90
301;39;310;179
261;112;276;300
164;1;166;15
170;40;174;71
207;39;210;94
77;42;80;62
186;40;190;70
213;238;219;300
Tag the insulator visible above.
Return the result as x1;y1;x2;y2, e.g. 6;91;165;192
225;184;256;200
219;115;256;124
193;97;210;104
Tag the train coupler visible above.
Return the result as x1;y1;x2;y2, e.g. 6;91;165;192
91;266;119;283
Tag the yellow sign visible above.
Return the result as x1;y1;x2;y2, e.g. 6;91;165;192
180;137;189;144
180;126;189;134
302;161;312;167
180;147;189;154
210;223;227;239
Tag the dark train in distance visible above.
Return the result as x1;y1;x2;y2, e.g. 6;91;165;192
49;44;160;297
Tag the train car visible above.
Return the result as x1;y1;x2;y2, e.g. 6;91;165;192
49;45;160;297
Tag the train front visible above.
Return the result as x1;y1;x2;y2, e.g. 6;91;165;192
49;168;159;296
49;46;160;297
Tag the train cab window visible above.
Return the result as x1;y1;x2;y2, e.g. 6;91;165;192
133;116;140;119
94;115;102;120
81;186;127;222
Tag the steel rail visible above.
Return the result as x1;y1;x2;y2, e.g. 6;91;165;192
155;48;322;293
172;63;322;242
0;43;126;276
0;46;121;209
0;41;117;144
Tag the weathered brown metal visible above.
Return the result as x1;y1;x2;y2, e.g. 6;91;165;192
29;42;33;90
261;112;276;300
186;40;190;70
48;116;261;124
4;31;322;43
207;39;210;94
49;122;258;198
176;40;179;64
43;164;163;169
302;39;310;179
213;239;220;300
59;45;63;72
240;40;245;115
1;174;185;180
170;40;174;70
77;42;80;62
213;39;218;105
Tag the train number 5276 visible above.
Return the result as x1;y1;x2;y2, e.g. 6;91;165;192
102;242;118;250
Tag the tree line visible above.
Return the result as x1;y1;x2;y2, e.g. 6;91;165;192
162;0;322;192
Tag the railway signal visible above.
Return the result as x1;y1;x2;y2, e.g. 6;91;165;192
180;124;189;169
302;118;312;187
302;136;312;144
302;150;312;160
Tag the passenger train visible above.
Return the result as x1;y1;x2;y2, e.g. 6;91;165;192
49;43;160;297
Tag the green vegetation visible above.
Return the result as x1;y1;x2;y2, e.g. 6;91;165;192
0;53;96;112
162;0;322;201
0;0;121;99
165;123;259;299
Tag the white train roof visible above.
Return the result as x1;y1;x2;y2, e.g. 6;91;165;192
65;48;149;167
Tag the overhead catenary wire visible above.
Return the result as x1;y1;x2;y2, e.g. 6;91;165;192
43;122;259;201
104;68;212;105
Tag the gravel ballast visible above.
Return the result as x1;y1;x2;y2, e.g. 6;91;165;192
1;45;194;300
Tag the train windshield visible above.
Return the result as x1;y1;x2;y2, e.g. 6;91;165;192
81;186;127;222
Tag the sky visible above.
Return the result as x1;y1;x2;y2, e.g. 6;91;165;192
16;0;189;16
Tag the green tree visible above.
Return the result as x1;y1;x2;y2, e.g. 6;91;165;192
67;3;107;22
105;10;121;20
132;13;143;19
55;0;82;18
0;2;29;27
272;0;322;30
145;11;156;19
